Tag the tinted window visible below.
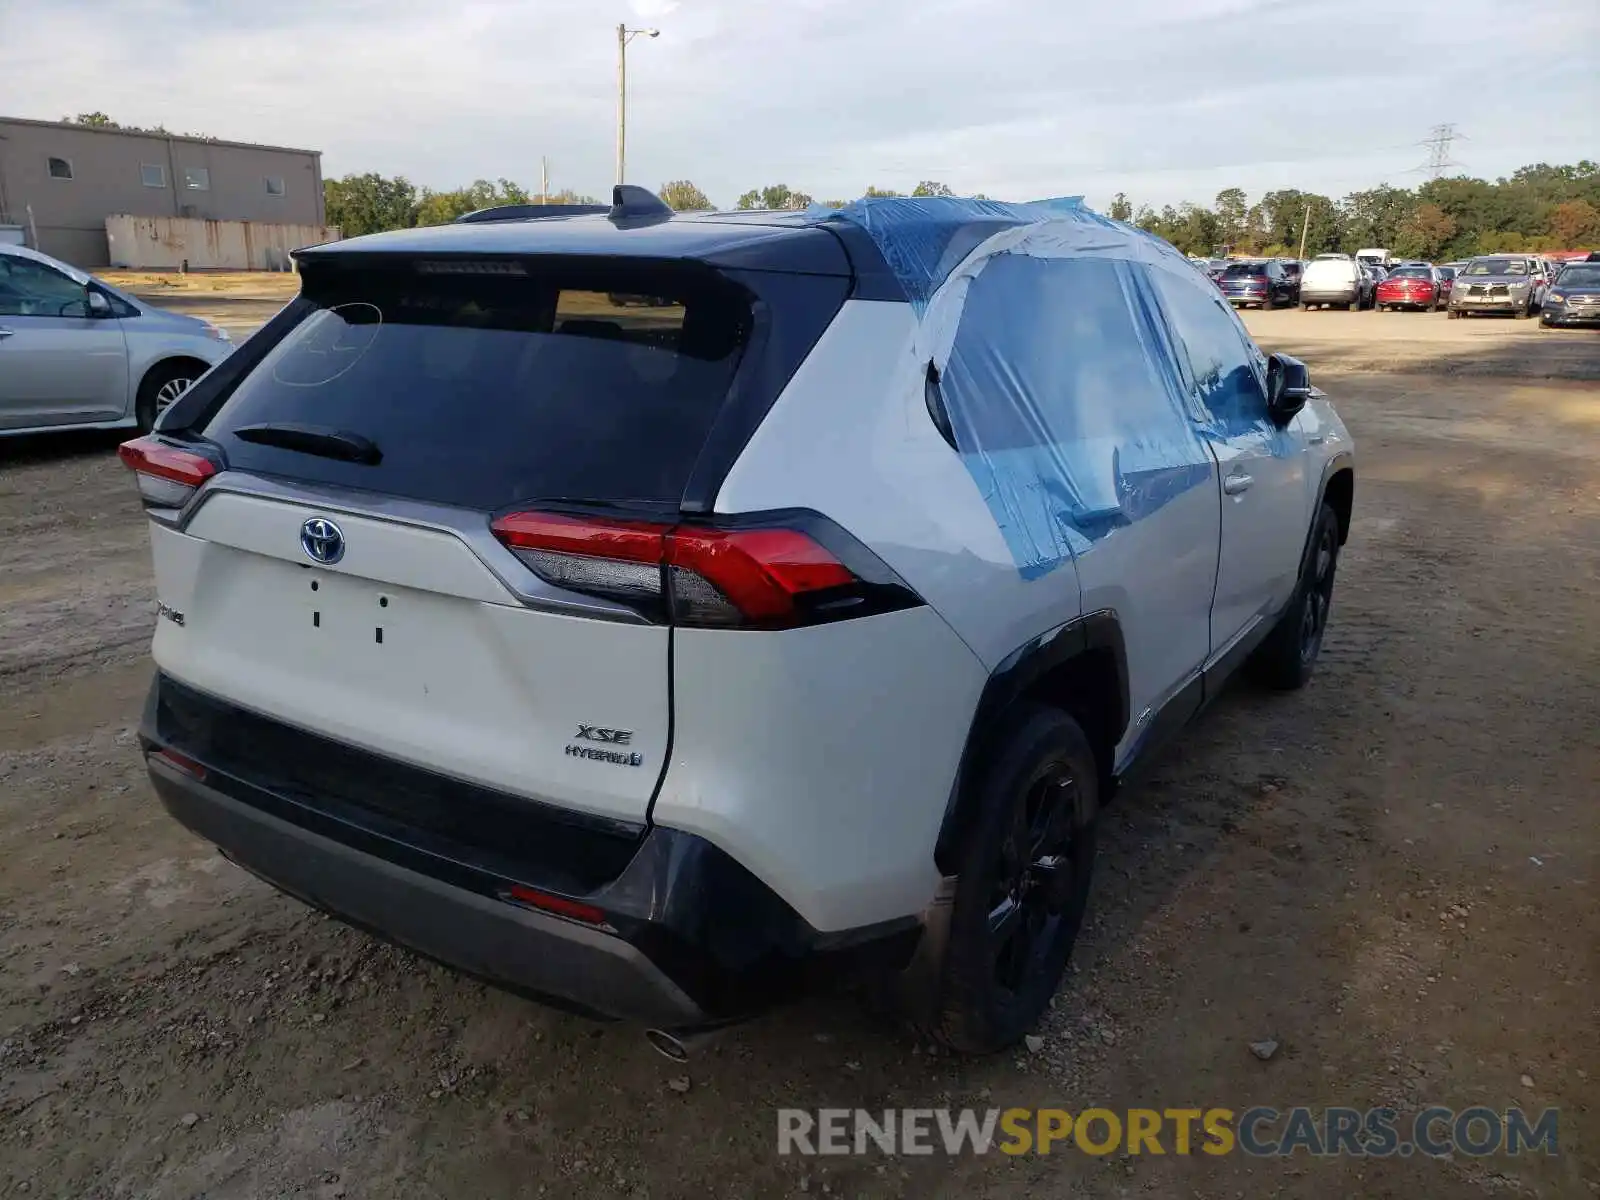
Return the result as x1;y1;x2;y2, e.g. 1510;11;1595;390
1388;266;1431;279
201;261;760;511
1222;263;1266;277
0;254;87;316
1556;265;1600;286
1150;266;1267;433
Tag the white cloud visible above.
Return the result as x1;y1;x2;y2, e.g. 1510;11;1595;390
1;0;1595;210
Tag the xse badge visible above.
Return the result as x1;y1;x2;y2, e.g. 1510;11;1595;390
566;724;642;767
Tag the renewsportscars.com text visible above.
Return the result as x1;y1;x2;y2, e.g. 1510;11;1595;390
777;1106;1559;1158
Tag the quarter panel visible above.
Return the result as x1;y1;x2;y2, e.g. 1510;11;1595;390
653;607;988;931
713;300;1083;668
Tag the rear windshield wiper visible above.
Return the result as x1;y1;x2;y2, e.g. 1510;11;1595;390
231;423;382;465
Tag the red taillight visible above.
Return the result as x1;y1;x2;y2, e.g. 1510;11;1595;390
668;527;855;622
505;884;608;926
119;436;217;509
490;511;861;627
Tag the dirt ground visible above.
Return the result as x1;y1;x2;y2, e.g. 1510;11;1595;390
1;303;1596;1199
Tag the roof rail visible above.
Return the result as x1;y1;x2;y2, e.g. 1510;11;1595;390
455;203;609;224
608;184;674;223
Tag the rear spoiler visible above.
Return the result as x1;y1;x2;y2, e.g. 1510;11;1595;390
457;187;676;226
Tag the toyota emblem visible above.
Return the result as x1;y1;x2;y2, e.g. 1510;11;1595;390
300;517;346;565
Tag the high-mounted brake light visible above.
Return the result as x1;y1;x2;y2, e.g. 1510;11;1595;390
118;436;218;509
491;511;864;628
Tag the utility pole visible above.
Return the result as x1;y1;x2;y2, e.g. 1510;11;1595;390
1298;203;1311;261
540;156;549;205
616;24;660;186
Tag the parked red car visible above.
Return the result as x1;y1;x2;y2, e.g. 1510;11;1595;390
1375;264;1447;312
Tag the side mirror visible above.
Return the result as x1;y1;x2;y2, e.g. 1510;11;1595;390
1266;352;1311;425
86;290;111;317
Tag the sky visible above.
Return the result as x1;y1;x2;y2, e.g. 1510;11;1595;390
2;0;1596;212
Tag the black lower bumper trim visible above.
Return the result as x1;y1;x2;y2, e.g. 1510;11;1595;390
139;673;921;1024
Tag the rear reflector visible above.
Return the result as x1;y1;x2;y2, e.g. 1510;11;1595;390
119;436;218;509
150;747;207;781
491;511;863;628
505;884;609;926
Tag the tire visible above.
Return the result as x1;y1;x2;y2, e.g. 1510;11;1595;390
919;705;1099;1054
135;360;204;433
1299;301;1310;311
1249;502;1341;691
1448;309;1461;320
1262;295;1276;311
1515;300;1532;320
1346;299;1359;312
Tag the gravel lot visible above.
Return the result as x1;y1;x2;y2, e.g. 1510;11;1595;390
1;303;1596;1199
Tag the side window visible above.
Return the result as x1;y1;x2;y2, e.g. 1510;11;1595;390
1150;266;1269;434
939;254;1212;568
0;255;89;317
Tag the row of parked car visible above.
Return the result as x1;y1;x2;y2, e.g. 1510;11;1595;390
1195;251;1600;326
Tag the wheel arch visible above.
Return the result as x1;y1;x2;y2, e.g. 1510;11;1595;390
138;354;214;398
1320;457;1354;546
934;611;1128;874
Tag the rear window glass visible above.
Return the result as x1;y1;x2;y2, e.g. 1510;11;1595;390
201;262;754;511
1222;263;1265;277
1388;267;1430;279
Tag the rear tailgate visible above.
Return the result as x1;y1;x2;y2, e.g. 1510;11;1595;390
142;253;841;824
149;493;668;821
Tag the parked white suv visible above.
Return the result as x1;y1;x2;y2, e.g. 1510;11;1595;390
122;189;1354;1053
0;242;233;436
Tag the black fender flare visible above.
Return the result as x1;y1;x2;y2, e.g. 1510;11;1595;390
934;610;1128;873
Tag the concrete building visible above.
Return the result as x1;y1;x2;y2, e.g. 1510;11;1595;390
0;116;324;266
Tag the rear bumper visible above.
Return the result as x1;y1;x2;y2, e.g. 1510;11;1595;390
139;673;920;1028
1301;288;1358;305
149;761;705;1025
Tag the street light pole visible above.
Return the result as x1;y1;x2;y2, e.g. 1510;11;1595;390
616;24;659;186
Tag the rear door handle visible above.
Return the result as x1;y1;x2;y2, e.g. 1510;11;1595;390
0;328;14;339
1223;472;1253;496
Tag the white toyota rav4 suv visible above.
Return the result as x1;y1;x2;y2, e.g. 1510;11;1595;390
123;189;1354;1054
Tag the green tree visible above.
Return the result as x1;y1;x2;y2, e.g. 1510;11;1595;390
1338;184;1415;252
322;172;418;237
1213;187;1249;250
543;188;601;205
658;180;714;211
1258;189;1339;255
66;111;119;127
1392;203;1457;261
862;185;904;198
911;180;954;197
735;184;812;210
1107;192;1134;222
413;178;533;226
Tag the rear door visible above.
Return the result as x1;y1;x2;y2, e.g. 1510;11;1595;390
1150;266;1310;654
156;257;768;823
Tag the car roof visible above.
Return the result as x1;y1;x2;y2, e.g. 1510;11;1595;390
0;241;92;283
296;210;860;277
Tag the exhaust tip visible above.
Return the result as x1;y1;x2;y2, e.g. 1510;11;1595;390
644;1028;690;1062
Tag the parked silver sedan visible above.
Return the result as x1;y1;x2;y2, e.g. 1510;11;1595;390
0;243;234;437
